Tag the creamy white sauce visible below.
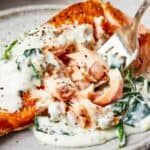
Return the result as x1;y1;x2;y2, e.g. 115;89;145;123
25;24;94;50
0;23;94;113
33;92;150;147
33;127;116;147
33;117;150;147
140;115;150;130
52;24;95;47
33;116;116;147
48;101;66;122
97;111;114;129
0;61;22;112
0;49;46;112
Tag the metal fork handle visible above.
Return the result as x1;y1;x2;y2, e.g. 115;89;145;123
118;0;150;53
133;0;150;30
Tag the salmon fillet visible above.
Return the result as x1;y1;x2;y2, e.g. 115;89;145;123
0;0;149;136
48;0;150;74
0;92;43;136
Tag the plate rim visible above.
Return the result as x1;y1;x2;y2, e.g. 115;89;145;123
0;4;65;18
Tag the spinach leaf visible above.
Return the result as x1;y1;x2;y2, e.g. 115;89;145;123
2;40;18;60
29;63;41;79
134;76;150;88
134;76;144;83
113;69;150;127
112;100;128;116
124;69;136;91
34;116;73;136
113;69;150;147
34;116;46;133
23;48;40;57
113;91;150;127
15;60;21;71
34;116;39;128
112;92;139;116
60;130;71;136
123;94;150;126
117;121;126;147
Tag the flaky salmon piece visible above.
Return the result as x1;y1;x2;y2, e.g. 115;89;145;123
48;0;150;74
0;0;149;136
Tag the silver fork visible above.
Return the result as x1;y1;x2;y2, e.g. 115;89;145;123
97;0;150;70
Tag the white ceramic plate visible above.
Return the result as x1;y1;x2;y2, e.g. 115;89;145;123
0;2;150;150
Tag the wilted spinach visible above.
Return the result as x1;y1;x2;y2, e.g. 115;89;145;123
34;116;48;134
34;116;73;136
113;69;150;148
23;48;41;57
112;100;128;116
123;93;150;126
112;69;150;127
29;62;41;79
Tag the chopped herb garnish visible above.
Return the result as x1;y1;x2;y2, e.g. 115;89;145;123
34;116;40;129
2;40;18;60
117;121;126;147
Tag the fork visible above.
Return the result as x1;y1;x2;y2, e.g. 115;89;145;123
97;0;150;70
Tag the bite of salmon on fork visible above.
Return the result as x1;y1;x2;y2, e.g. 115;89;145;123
97;0;150;70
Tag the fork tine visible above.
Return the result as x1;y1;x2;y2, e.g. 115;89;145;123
97;0;149;70
97;34;118;54
97;34;131;57
97;33;138;69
